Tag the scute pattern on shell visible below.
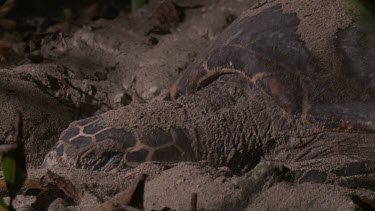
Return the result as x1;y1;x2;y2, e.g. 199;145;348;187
43;115;194;171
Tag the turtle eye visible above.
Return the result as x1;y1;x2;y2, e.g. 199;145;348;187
42;150;59;168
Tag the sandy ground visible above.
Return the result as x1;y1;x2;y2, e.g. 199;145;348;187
0;0;374;210
5;161;375;210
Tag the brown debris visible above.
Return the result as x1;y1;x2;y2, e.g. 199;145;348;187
0;0;14;18
23;179;44;195
147;0;185;35
97;174;147;211
30;170;82;210
0;40;11;56
0;178;41;195
32;188;71;211
14;112;23;145
352;196;375;210
153;0;184;26
252;0;272;9
0;19;16;30
41;170;82;202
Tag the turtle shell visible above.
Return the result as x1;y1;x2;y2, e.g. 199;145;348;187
171;3;375;132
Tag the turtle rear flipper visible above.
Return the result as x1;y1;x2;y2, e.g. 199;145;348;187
293;160;375;192
304;102;375;132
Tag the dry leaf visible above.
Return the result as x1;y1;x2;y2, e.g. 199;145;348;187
0;19;16;30
32;188;70;211
0;0;15;18
41;170;82;203
97;174;147;211
0;40;11;55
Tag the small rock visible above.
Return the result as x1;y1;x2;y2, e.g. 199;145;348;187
86;85;97;96
150;86;159;94
113;92;132;106
153;0;184;26
218;166;230;172
148;36;159;45
142;86;160;100
225;13;237;25
252;0;275;9
48;198;68;211
28;53;44;63
176;178;187;185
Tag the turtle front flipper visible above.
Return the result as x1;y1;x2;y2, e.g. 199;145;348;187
292;159;375;192
334;160;375;192
43;115;195;171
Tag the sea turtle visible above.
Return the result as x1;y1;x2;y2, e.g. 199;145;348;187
43;0;375;181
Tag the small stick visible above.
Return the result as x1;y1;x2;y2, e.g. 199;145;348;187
14;112;23;145
190;193;197;211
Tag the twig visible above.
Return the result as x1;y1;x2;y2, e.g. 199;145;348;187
190;193;197;211
14;111;23;145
